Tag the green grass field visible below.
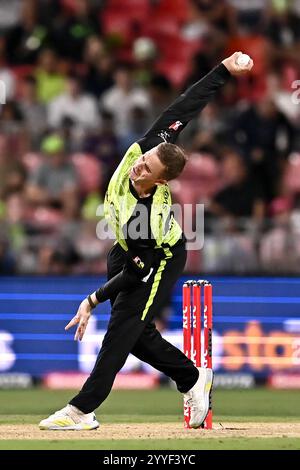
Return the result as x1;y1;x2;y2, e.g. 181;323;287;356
0;388;299;450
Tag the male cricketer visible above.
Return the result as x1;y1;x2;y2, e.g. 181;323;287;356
40;52;253;430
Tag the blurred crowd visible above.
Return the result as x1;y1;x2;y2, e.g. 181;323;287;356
0;0;300;274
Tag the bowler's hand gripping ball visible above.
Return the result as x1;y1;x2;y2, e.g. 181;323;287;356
236;54;251;68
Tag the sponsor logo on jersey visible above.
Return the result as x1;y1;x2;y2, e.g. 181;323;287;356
169;120;183;131
133;256;145;269
158;130;171;142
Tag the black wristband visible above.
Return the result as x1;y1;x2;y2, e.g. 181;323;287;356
87;294;97;309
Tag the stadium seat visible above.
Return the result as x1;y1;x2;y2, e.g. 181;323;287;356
108;0;148;7
154;33;200;61
102;10;134;43
107;0;150;20
60;0;77;14
154;34;201;87
225;35;268;100
156;59;190;88
226;35;268;76
102;2;150;41
154;0;189;23
170;153;221;206
142;15;180;38
71;153;103;195
11;65;35;80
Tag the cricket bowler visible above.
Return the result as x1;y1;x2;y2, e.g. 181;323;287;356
39;52;253;430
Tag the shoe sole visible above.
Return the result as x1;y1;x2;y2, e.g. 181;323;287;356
39;422;99;431
200;371;214;429
190;369;213;429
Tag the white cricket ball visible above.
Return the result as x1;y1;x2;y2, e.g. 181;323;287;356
236;54;251;67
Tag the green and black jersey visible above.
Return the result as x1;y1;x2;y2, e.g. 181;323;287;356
104;63;231;252
96;63;231;303
104;141;182;253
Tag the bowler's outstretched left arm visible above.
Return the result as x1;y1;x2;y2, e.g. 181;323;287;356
138;52;253;153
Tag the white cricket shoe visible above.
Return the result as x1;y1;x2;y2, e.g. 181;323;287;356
39;404;99;430
184;367;213;429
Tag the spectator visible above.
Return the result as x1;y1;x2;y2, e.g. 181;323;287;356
148;74;173;121
259;196;299;272
19;75;47;148
209;148;265;222
266;2;300;65
190;0;237;36
2;190;27;260
37;239;80;274
53;0;102;61
119;105;151;155
0;37;16;100
36;243;56;274
0;100;29;156
35;49;66;104
227;0;267;33
184;102;229;152
203;230;258;273
0;0;22;34
0;234;16;274
230;96;296;200
0;134;26;199
132;37;158;87
182;0;212;41
82;110;120;191
101;63;151;138
74;220;110;273
38;0;63;28
26;134;79;219
48;73;101;140
0;0;299;274
266;71;300;126
83;36;115;98
5;0;52;65
183;30;226;86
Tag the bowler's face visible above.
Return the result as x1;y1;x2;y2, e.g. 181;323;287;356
129;147;166;186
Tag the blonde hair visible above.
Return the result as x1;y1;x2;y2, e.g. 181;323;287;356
157;143;188;181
